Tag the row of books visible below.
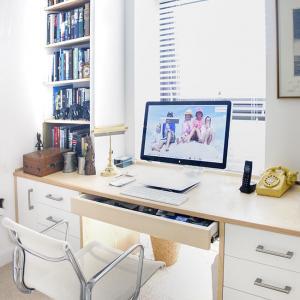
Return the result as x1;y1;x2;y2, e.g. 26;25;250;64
49;47;90;82
47;3;90;44
53;86;90;120
51;125;90;156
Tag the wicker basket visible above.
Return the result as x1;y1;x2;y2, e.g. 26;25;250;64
150;236;181;266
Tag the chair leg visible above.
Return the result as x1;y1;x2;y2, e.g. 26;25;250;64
83;284;92;300
12;247;34;294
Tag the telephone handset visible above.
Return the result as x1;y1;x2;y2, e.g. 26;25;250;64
256;166;298;198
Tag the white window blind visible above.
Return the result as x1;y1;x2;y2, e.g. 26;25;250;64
159;0;266;121
159;0;266;173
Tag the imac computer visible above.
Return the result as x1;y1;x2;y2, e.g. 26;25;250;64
139;100;231;192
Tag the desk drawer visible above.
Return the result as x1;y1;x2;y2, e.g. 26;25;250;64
225;224;300;273
37;182;79;212
224;256;300;300
71;194;218;250
223;287;265;300
37;203;80;238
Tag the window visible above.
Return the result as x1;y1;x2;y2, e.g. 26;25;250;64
159;0;266;174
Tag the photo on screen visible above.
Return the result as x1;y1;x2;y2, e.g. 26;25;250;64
142;102;230;166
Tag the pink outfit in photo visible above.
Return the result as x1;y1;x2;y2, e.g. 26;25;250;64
193;119;202;129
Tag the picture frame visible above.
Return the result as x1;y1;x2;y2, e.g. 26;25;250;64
277;0;300;98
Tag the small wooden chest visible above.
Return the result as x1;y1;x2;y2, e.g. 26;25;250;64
23;148;69;177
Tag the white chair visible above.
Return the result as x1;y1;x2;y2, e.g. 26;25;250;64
2;217;164;300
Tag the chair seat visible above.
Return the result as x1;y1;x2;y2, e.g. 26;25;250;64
26;241;164;300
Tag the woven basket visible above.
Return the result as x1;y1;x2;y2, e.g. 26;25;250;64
150;236;181;266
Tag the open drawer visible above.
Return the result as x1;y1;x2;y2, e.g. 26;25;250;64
71;194;218;250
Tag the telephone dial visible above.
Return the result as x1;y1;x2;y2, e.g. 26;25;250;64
256;166;298;198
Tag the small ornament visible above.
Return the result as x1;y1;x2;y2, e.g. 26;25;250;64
35;133;44;151
83;64;90;78
85;136;96;175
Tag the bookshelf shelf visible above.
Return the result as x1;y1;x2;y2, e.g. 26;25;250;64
45;78;90;87
44;119;90;125
45;0;90;12
46;36;90;48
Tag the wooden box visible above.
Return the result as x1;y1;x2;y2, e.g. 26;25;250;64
23;148;69;177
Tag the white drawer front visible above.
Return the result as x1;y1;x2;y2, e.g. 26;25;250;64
37;203;80;238
72;194;218;250
38;224;80;253
37;182;79;211
223;287;265;300
225;224;300;273
224;256;300;300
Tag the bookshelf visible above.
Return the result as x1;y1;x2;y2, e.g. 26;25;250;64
45;78;90;87
46;36;90;48
44;119;90;125
43;0;93;152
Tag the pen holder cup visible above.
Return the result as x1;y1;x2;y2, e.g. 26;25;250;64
150;236;181;267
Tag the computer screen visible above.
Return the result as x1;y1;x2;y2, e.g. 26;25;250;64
140;101;231;169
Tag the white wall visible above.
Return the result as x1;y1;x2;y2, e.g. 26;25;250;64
265;0;300;173
93;0;126;171
0;0;45;266
125;0;160;159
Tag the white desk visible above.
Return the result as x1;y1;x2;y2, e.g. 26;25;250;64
14;162;300;300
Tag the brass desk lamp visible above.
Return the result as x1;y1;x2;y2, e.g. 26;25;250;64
93;124;128;177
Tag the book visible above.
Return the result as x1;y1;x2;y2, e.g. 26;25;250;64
78;7;84;38
84;3;90;36
50;47;90;82
52;86;90;121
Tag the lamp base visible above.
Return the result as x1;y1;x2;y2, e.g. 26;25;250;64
101;165;118;177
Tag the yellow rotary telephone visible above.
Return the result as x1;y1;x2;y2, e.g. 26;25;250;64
256;166;298;198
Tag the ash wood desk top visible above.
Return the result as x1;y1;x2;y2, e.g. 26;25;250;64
14;162;300;237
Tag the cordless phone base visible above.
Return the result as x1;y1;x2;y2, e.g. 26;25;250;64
240;184;256;194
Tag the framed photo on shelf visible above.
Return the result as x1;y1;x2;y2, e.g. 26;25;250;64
277;0;300;98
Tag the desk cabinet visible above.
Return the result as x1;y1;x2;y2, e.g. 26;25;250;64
224;224;300;300
16;177;81;251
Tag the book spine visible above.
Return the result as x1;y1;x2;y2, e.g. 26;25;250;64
74;8;79;39
54;127;58;147
71;10;75;40
56;13;61;43
67;11;71;40
54;14;57;43
78;7;84;38
69;50;73;80
61;13;65;41
78;49;84;79
65;50;69;80
73;48;78;79
84;3;90;37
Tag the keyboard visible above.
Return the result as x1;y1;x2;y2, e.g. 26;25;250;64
121;186;188;206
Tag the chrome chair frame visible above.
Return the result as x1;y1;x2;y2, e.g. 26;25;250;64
8;220;144;300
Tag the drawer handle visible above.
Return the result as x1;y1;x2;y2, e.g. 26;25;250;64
27;189;34;210
256;245;294;259
46;216;62;224
254;278;291;294
46;194;63;202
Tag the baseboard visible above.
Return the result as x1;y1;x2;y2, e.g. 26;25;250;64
0;247;13;268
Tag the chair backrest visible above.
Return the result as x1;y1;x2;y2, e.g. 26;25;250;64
2;217;84;299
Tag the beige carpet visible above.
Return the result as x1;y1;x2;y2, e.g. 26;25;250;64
0;244;216;300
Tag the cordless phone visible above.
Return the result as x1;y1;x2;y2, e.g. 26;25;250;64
240;160;256;194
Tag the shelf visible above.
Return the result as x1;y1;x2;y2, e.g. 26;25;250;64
44;119;90;125
45;0;90;12
46;36;90;49
45;78;90;87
